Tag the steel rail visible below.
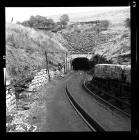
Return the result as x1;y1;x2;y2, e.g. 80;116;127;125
65;84;105;132
90;79;131;107
82;79;131;118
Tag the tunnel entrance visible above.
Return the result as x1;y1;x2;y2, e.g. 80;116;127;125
71;57;90;71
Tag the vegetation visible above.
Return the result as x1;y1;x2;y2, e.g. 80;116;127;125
88;54;112;74
60;18;130;65
6;23;67;81
17;15;55;29
17;14;70;32
8;8;130;80
59;14;70;28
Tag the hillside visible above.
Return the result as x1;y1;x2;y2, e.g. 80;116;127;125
6;7;130;82
6;23;67;81
55;7;130;65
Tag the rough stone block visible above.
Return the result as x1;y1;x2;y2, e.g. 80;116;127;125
34;75;43;79
6;94;12;100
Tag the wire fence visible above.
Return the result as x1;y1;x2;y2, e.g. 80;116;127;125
5;51;92;89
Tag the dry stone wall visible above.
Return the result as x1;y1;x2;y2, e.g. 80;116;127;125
28;69;48;91
28;68;64;91
6;68;65;132
6;87;16;115
6;68;64;114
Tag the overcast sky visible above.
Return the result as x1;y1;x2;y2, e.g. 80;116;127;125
5;7;130;23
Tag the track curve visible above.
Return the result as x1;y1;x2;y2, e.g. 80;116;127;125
65;72;131;131
82;79;131;118
65;85;105;132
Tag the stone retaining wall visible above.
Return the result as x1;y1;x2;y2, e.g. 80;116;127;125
6;88;16;115
6;68;64;132
94;64;131;84
6;68;64;113
28;68;64;91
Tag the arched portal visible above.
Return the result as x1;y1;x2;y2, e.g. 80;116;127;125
65;53;92;72
71;57;90;71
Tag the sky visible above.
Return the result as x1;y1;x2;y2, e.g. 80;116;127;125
5;7;130;23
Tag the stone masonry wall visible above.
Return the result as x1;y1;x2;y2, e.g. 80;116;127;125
6;87;16;115
6;68;64;132
28;68;64;91
94;64;131;84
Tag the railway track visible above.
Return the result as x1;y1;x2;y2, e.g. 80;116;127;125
82;79;131;118
65;84;105;132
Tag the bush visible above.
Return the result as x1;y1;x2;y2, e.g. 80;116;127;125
89;54;112;69
59;14;70;28
20;15;56;30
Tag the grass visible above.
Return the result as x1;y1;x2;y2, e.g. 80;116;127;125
6;22;67;80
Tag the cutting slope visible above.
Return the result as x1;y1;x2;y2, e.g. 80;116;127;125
58;7;130;64
6;23;67;80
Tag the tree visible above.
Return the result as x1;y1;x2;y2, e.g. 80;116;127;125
59;14;69;28
20;15;56;30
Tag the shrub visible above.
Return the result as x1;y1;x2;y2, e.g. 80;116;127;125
89;54;112;69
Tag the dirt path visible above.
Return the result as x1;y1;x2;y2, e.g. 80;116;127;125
38;72;91;132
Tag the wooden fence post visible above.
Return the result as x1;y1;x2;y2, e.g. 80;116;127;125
45;51;50;81
65;52;68;74
66;52;68;73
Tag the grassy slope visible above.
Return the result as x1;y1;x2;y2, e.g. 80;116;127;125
92;27;130;64
6;23;67;80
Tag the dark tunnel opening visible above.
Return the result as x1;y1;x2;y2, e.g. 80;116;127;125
71;57;90;72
